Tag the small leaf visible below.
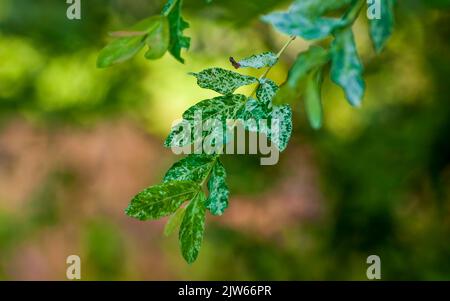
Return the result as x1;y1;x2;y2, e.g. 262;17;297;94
304;68;324;129
97;36;146;68
269;105;293;151
206;160;229;216
144;16;170;60
97;15;166;68
256;78;279;109
231;52;278;69
190;68;258;95
369;0;395;53
164;206;186;237
125;181;199;221
164;154;217;183
287;45;330;88
179;192;206;264
330;28;365;107
164;0;190;63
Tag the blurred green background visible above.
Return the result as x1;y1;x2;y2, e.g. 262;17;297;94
0;0;450;280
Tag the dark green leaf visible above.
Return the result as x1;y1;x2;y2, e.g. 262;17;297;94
164;154;217;183
330;28;365;106
125;181;199;221
369;0;395;53
190;68;258;95
304;68;324;129
179;192;206;264
164;206;186;237
206;160;229;216
164;0;190;63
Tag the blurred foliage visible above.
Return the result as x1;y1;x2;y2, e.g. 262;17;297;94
0;0;449;280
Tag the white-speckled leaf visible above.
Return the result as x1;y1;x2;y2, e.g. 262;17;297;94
179;191;206;264
206;160;229;216
164;154;217;183
233;52;278;69
125;181;198;221
190;68;257;95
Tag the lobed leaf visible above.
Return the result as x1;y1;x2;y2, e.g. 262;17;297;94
190;68;258;95
179;192;206;264
125;181;199;221
330;28;365;107
164;0;190;63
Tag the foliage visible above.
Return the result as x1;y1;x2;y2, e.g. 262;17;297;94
99;0;397;263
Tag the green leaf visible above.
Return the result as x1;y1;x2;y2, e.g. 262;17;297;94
125;181;199;221
179;192;206;264
305;68;324;129
97;16;168;68
164;154;217;183
287;45;330;88
330;28;365;107
144;16;170;60
165;94;247;148
230;52;278;69
164;206;186;237
238;101;292;152
269;105;293;151
97;35;146;68
262;11;346;40
291;0;354;16
164;0;190;63
256;78;279;109
206;160;229;216
369;0;395;53
190;68;258;95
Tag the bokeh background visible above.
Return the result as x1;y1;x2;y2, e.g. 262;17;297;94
1;0;450;280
